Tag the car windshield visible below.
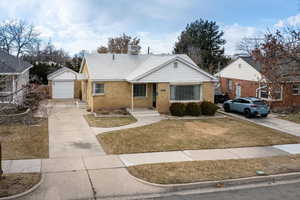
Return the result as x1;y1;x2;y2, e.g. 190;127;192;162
253;100;266;105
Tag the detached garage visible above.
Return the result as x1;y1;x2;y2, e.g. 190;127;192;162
48;67;82;99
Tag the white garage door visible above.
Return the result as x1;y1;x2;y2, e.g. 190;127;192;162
52;81;74;99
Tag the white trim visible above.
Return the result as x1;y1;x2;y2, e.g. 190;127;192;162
93;82;105;95
133;83;147;98
169;84;202;102
48;67;78;80
256;85;284;101
0;65;33;75
92;79;126;82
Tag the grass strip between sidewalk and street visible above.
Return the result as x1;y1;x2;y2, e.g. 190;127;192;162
0;173;41;198
84;114;137;128
279;113;300;124
99;117;300;154
128;155;300;184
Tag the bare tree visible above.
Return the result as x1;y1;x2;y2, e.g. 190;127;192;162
237;37;263;56
252;28;300;105
0;20;40;57
96;33;141;54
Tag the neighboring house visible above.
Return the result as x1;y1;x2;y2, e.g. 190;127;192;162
47;67;83;99
49;47;218;114
0;50;32;104
215;56;300;109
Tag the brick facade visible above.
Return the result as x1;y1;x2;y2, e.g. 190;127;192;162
220;77;259;99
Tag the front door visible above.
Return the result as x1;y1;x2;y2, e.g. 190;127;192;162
236;84;241;98
152;83;157;108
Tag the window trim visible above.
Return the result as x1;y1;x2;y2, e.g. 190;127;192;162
93;83;104;96
227;79;233;91
292;84;300;96
133;84;147;98
169;84;202;102
257;85;283;101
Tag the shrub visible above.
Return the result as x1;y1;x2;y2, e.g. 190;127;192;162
185;102;201;116
201;101;219;116
170;103;186;116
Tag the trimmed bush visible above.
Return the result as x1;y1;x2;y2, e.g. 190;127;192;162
201;101;219;116
170;103;186;117
185;103;201;116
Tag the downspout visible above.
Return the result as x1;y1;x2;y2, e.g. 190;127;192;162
131;83;134;111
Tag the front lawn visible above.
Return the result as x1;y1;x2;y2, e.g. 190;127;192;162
279;113;300;124
84;114;137;128
128;155;300;184
0;173;41;198
0;118;49;160
98;117;300;154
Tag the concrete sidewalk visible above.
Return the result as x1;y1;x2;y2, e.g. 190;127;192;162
92;115;165;135
119;145;299;167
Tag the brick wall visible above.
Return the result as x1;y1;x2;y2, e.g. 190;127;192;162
220;77;259;99
202;82;215;102
156;83;170;114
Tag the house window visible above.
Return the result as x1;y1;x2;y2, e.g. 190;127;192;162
258;85;283;100
292;84;300;95
133;84;147;97
93;83;104;94
227;79;233;91
170;85;201;101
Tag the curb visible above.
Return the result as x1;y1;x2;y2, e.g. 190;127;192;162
0;173;44;200
129;171;300;191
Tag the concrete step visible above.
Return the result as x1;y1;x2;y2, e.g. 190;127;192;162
127;108;160;117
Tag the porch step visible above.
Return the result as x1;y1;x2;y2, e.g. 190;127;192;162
76;100;88;109
127;108;160;117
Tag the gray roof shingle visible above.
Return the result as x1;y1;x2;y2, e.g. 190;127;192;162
0;50;32;73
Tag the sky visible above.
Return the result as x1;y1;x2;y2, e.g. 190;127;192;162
0;0;299;56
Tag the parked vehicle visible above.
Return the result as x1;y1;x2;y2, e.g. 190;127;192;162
214;92;229;104
223;97;269;118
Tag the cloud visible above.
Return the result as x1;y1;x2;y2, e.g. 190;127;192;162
222;24;262;55
275;14;300;28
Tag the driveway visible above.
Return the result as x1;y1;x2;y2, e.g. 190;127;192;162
47;100;105;158
219;111;300;137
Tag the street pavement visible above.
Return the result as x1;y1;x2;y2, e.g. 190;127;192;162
144;181;300;200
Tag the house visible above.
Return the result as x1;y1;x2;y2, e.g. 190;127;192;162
0;50;32;104
48;47;218;114
215;56;300;110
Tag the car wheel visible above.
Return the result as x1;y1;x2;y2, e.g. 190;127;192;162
224;104;230;112
261;114;268;118
244;109;252;118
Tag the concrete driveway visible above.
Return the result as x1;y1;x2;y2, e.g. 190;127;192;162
220;111;300;137
47;100;105;158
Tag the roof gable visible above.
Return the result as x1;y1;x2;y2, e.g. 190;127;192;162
0;50;32;74
47;67;78;80
215;58;262;81
135;58;215;83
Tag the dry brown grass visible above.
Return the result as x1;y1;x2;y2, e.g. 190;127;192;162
0;118;49;160
128;155;300;184
84;114;137;128
279;113;300;124
0;173;41;197
99;117;300;154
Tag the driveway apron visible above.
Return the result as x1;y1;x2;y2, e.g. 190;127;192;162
48;101;105;158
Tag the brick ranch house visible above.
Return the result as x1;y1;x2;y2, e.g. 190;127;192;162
48;48;218;114
215;56;300;110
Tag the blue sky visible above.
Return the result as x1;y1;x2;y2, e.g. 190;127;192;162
0;0;299;55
